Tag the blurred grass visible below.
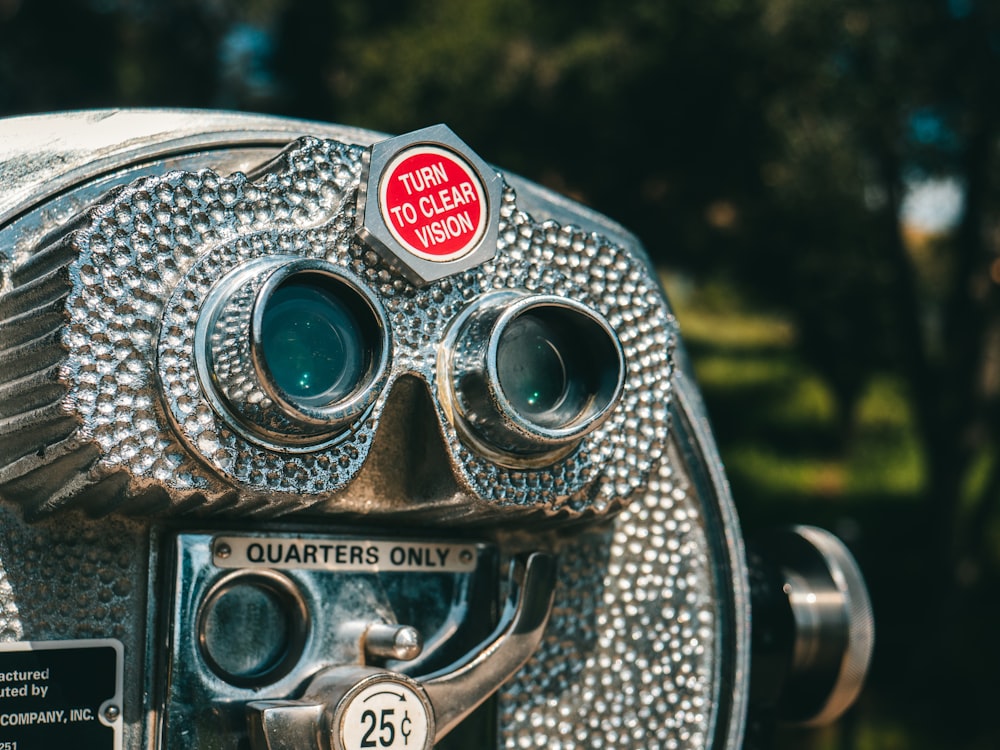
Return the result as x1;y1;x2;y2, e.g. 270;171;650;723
847;377;925;498
663;271;922;509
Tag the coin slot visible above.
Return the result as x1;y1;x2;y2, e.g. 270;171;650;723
197;570;309;688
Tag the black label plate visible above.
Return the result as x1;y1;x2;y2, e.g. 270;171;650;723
0;640;122;750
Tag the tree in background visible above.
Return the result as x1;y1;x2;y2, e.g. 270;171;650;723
725;6;1000;745
753;0;1000;557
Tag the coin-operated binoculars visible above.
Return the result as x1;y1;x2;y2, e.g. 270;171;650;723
0;111;872;749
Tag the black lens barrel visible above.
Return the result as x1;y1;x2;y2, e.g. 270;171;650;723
443;292;626;464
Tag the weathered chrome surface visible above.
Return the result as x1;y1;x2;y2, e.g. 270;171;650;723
247;552;556;750
498;428;744;748
162;530;501;749
0;110;380;229
0;110;751;750
0;506;150;748
0;131;672;520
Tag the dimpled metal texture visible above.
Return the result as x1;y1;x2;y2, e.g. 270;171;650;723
0;558;22;642
0;135;673;519
205;274;266;425
0;505;148;746
0;507;145;641
499;446;717;748
198;261;333;441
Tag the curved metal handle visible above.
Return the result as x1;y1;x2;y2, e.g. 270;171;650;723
421;551;556;740
247;552;557;750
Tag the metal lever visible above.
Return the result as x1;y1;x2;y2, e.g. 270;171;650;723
247;552;557;750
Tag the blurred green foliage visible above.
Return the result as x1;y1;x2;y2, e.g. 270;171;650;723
2;0;999;747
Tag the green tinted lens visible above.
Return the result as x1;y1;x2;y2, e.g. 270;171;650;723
496;313;573;427
260;280;365;407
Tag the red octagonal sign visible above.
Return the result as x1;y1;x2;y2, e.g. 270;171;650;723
378;145;488;262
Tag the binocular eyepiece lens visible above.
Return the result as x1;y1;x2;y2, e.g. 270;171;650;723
197;258;390;448
496;309;606;430
496;314;567;421
260;277;369;408
446;294;626;462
